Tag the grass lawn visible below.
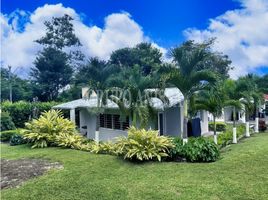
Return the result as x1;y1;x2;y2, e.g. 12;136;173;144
1;133;268;200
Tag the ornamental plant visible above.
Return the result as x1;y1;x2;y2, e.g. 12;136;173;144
115;126;174;162
23;110;77;148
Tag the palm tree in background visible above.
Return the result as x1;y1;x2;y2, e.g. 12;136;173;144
160;40;216;142
223;80;243;143
194;83;225;144
106;66;168;128
238;74;263;135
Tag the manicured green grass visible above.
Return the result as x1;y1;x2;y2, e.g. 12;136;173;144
1;133;268;200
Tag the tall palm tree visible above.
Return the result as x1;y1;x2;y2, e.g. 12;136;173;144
223;80;243;143
237;75;262;136
106;66;168;128
194;84;225;144
161;40;216;142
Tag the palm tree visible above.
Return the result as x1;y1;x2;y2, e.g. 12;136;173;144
238;75;261;136
161;40;216;142
194;84;225;144
106;66;168;128
223;80;243;143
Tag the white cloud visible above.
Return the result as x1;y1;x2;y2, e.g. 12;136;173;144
184;0;268;78
0;4;166;76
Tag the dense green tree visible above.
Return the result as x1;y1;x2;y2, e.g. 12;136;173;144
74;57;112;90
1;68;33;102
255;74;268;94
109;42;163;75
31;14;82;101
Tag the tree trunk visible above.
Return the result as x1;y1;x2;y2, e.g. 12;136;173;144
255;104;259;133
232;107;237;143
233;107;236;128
213;115;217;144
132;112;137;128
245;111;250;137
183;99;188;144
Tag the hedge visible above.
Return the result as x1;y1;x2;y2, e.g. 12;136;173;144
0;111;16;131
1;101;59;128
208;122;227;132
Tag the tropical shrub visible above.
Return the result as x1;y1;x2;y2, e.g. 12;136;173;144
115;126;174;162
91;142;116;154
23;110;77;148
0;130;19;142
182;137;220;162
1;101;59;127
10;134;27;146
169;137;185;161
208;122;226;132
55;132;85;149
0;111;16;131
217;124;246;147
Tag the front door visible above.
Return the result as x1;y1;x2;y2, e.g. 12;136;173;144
158;113;164;136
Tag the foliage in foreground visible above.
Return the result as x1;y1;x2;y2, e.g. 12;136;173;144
114;127;174;162
0;130;20;142
22;110;78;148
0;111;16;131
170;137;220;162
10;134;27;146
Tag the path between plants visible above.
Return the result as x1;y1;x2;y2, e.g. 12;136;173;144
1;159;63;189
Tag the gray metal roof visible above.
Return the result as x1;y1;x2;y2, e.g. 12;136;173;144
53;87;184;110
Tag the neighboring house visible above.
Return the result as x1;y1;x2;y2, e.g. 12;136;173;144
208;94;268;124
53;87;209;142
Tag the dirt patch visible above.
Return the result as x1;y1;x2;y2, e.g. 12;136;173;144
1;158;63;189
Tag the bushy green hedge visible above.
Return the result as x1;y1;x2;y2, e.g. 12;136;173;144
170;137;220;162
1;101;59;128
208;122;227;132
0;130;19;142
0;111;16;131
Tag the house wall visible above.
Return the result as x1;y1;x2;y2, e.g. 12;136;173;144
200;110;209;134
163;106;182;137
99;128;128;142
224;107;233;121
79;109;97;139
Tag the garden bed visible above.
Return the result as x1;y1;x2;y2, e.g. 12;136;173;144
1;159;63;189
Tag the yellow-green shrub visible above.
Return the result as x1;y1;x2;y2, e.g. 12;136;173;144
91;142;116;154
23;110;77;148
115;126;174;162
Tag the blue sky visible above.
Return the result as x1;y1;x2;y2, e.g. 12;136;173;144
2;0;240;47
1;0;268;77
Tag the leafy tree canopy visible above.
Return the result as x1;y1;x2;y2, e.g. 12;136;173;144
1;68;33;102
31;14;83;101
109;42;163;75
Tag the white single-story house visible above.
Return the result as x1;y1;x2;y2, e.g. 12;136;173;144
53;87;209;142
208;107;246;123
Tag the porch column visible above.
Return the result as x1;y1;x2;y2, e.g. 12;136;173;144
95;114;100;144
70;108;75;123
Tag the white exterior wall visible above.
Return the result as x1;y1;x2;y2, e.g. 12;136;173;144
79;109;97;139
99;128;128;142
200;110;209;134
